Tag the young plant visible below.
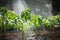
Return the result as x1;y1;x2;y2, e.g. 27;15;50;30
0;7;8;31
21;8;31;21
30;14;43;30
55;15;60;24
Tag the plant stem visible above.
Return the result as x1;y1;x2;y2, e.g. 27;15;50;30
2;16;5;40
43;26;45;31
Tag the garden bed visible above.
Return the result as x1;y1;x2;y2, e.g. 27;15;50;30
0;31;22;40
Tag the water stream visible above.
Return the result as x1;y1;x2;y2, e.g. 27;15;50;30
12;0;28;14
